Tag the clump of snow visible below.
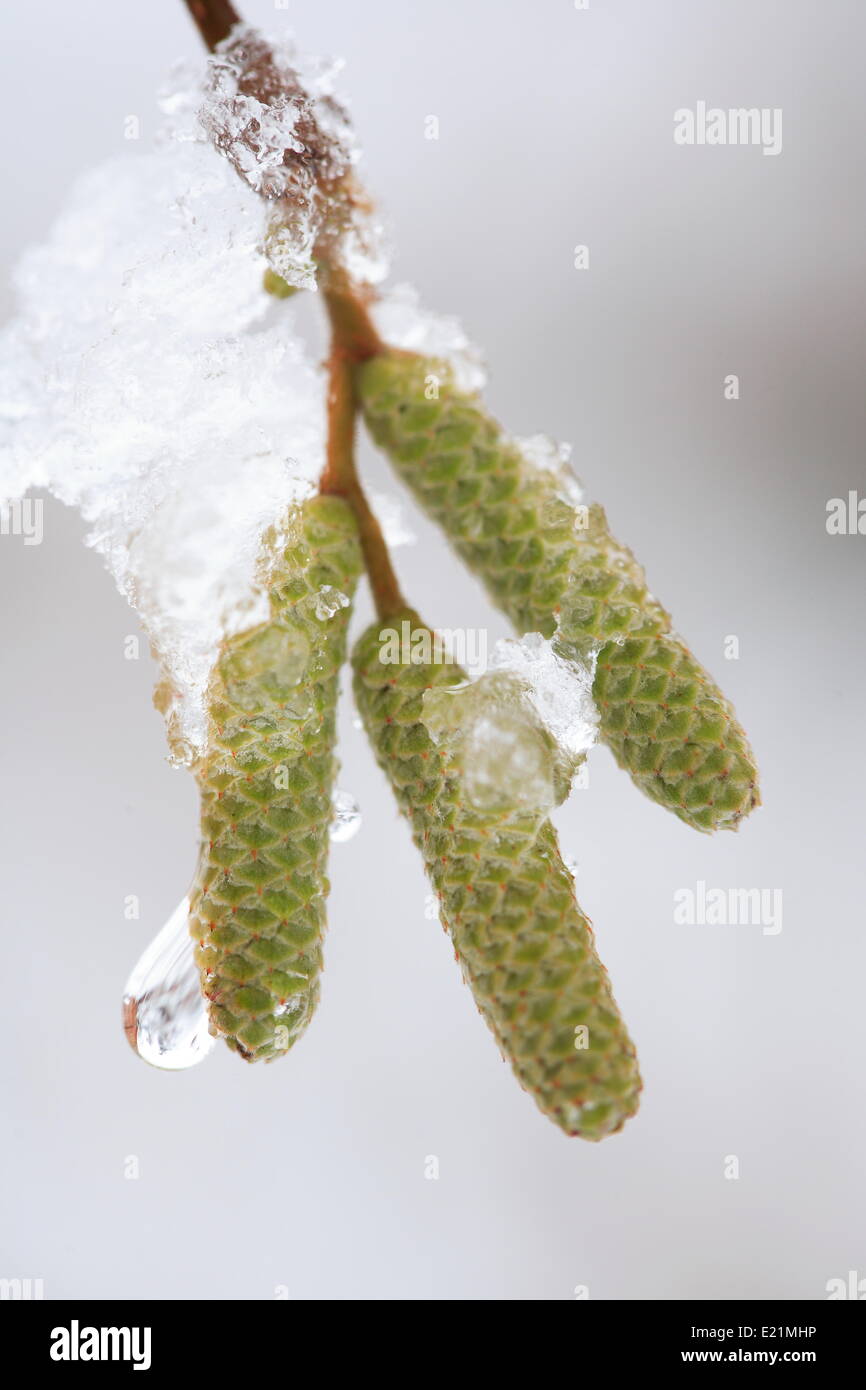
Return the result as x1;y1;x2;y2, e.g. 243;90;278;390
0;131;325;760
161;25;387;292
329;789;362;843
373;284;486;393
512;434;588;516
489;632;599;762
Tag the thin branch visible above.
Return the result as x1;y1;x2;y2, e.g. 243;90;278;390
321;348;405;620
183;0;239;51
322;279;384;364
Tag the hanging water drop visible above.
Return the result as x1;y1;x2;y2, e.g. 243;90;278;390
122;897;215;1070
330;789;362;843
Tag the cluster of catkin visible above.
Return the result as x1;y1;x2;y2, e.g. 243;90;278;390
188;350;758;1141
181;8;759;1140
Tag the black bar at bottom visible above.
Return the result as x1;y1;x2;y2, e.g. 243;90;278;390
7;1297;862;1374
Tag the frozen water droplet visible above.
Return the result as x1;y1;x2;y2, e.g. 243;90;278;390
564;855;580;881
330;789;361;842
423;892;440;922
314;585;350;621
122;897;215;1071
352;714;364;731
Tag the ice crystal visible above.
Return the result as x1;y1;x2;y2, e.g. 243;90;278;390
194;25;386;290
513;434;587;515
330;789;362;843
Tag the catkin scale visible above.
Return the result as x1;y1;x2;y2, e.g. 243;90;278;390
352;609;642;1140
357;352;760;833
188;495;362;1061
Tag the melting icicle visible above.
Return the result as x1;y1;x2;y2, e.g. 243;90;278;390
122;897;215;1070
330;789;361;842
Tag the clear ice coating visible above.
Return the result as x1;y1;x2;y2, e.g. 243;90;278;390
218;619;311;712
422;673;558;815
122;898;215;1071
314;585;350;621
330;789;362;842
421;634;600;813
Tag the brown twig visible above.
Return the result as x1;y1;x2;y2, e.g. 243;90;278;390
183;0;239;51
321;346;404;619
322;276;384;363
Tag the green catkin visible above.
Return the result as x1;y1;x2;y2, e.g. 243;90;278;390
356;352;760;833
188;495;362;1061
352;609;642;1140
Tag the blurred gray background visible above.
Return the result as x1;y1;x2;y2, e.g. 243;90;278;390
1;0;864;1300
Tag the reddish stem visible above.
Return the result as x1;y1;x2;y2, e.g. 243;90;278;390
183;0;239;50
321;348;404;620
